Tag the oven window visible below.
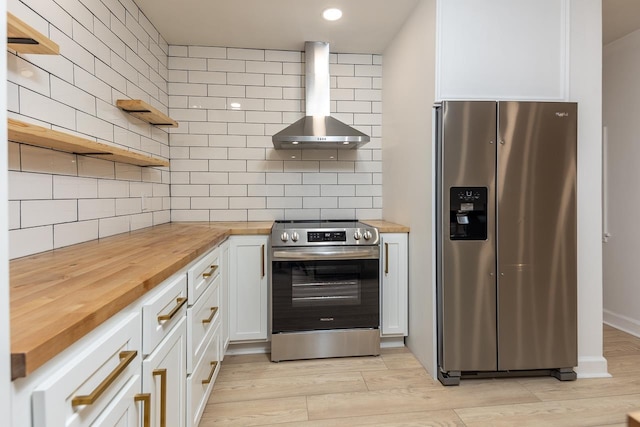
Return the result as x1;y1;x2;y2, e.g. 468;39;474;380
291;264;360;307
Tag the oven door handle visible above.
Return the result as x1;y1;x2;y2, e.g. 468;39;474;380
272;246;380;261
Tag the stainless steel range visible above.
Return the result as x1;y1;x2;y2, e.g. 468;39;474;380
270;220;381;362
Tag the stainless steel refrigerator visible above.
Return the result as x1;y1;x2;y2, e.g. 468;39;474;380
435;101;578;385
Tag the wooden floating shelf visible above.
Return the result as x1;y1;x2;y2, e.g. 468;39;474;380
8;119;170;167
7;12;60;55
116;99;178;127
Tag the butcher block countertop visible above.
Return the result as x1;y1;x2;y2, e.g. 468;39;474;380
9;219;406;380
9;221;272;380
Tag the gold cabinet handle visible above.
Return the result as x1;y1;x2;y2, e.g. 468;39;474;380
157;297;187;322
202;361;219;385
385;242;389;275
202;265;218;278
261;244;265;278
153;369;167;427
134;393;151;427
71;350;137;406
202;307;219;324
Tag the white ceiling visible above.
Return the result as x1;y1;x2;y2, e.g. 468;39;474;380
603;0;640;45
133;0;420;54
134;0;640;53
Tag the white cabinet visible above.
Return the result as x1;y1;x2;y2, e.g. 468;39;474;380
31;312;142;427
142;316;187;427
220;240;230;351
186;322;221;427
187;273;220;373
228;235;269;341
91;375;144;427
380;233;409;336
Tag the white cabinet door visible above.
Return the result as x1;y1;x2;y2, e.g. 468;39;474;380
91;375;143;427
381;233;409;336
143;316;187;427
228;235;269;341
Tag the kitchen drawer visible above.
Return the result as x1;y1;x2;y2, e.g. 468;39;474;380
187;246;220;304
32;312;141;427
187;322;221;427
142;272;187;355
91;375;142;426
187;273;221;374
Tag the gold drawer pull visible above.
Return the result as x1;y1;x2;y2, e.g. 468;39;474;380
157;297;187;322
385;242;389;275
202;265;218;278
202;361;219;385
202;307;219;324
71;350;137;406
153;369;167;427
134;393;151;427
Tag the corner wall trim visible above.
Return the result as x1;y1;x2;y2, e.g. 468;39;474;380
576;356;610;378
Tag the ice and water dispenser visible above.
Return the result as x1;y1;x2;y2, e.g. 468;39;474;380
449;187;488;240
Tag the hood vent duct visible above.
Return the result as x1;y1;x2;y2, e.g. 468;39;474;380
272;42;370;149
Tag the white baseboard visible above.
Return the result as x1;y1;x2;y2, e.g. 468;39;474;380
225;341;270;355
381;336;406;348
576;356;611;378
603;309;640;338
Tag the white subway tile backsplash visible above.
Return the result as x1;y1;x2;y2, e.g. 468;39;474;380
188;71;226;84
98;180;129;198
54;220;99;249
229;173;265;185
191;197;229;209
153;209;171;224
246;86;283;99
78;198;115;220
171;185;209;197
172;210;209;221
125;10;149;47
10;226;53;259
208;110;245;123
247;210;284;221
246;160;283;172
9;201;20;230
171;159;209;172
246;61;283;74
21;145;78;176
330;64;354;77
207;59;245;72
230;197;266;209
283;161;319;172
210;135;247;148
168;56;207;70
338;54;372;65
227;72;265;86
190;147;227;159
8;142;21;171
264;99;301;112
169;82;207;96
303;173;338;185
228;48;264;61
7;54;51;97
355;89;382;102
188;122;228;135
189;46;226;59
187;96;226;109
131;212;153;230
7;81;19;112
53;175;98;199
20;88;76;130
265;74;302;87
210;185;247;197
248;185;284;197
337;101;371;113
190;172;228;184
72;20;110;64
98;214;130;238
283;209;319;221
74;65;112;102
169;45;188;57
284;185;319;197
116;198;142;215
337;76;372;89
110;51;139;84
265;50;301;62
320;209;356;220
9;171;53;200
338;173;372;185
21;200;77;227
245;111;281;123
115;163;143;181
266;197;301;209
228;123;264;136
304;197;337;209
54;27;95;73
77;111;114;141
282;63;304;75
207;84;245;98
321;185;355;197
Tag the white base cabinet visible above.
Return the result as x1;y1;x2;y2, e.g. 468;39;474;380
228;236;269;342
380;233;409;336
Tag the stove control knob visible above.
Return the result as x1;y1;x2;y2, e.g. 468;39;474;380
291;232;299;242
363;230;372;241
354;231;362;240
280;232;289;242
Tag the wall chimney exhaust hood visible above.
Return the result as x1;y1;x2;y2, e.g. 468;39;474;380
272;42;370;149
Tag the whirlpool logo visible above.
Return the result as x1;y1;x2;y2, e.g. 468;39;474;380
555;112;569;118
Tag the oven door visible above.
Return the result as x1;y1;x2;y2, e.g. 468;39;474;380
271;246;380;333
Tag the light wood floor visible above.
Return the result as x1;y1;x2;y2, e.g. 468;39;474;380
201;325;640;426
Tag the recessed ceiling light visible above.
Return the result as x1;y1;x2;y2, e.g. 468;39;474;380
323;8;343;21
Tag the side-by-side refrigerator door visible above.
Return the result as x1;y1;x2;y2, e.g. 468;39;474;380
438;101;497;374
496;101;578;371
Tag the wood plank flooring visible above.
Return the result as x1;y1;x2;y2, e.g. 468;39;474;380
201;325;640;426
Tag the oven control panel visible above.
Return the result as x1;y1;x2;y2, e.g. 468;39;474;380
308;231;346;242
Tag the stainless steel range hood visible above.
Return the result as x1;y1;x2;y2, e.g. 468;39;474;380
272;42;370;149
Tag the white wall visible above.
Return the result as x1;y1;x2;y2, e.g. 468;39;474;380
1;6;12;422
382;0;437;373
167;47;382;222
603;29;640;337
432;0;606;377
7;0;171;259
